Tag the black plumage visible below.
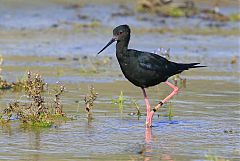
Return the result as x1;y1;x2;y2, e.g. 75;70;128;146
98;24;205;88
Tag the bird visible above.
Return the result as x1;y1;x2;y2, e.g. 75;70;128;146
97;24;205;128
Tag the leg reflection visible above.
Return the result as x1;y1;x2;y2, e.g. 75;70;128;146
143;127;153;161
145;127;152;143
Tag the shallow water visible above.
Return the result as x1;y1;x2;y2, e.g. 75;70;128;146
0;0;239;160
0;54;239;161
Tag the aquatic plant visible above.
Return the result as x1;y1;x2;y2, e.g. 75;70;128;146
0;110;11;125
25;71;46;97
112;92;142;119
172;74;187;88
2;72;48;126
11;80;25;92
84;85;98;118
205;152;227;161
2;100;52;127
166;102;174;120
0;77;12;90
112;91;126;114
53;83;65;115
130;99;141;120
111;91;174;120
0;55;12;90
11;71;46;93
1;72;68;127
155;101;174;120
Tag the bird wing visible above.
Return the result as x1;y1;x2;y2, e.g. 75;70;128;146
129;50;204;80
136;51;172;72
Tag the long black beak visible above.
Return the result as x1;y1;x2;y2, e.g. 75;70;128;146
97;37;116;55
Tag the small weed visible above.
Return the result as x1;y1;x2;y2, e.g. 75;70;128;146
172;74;187;88
112;91;126;114
112;92;142;119
11;71;46;93
25;71;45;96
205;153;219;161
167;102;174;120
205;152;228;161
53;83;65;115
160;102;174;120
0;55;12;89
84;85;98;118
130;99;141;120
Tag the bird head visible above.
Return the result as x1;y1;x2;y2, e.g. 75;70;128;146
97;25;130;55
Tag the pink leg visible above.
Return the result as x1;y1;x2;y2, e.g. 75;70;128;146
141;88;152;128
162;81;179;104
148;81;179;125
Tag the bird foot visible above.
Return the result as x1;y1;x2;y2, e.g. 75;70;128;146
145;111;154;128
145;122;152;128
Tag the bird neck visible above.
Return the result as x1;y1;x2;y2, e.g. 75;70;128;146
116;39;129;57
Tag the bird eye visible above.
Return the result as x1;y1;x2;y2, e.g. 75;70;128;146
117;31;123;35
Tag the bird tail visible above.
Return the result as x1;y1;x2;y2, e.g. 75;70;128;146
177;63;206;71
